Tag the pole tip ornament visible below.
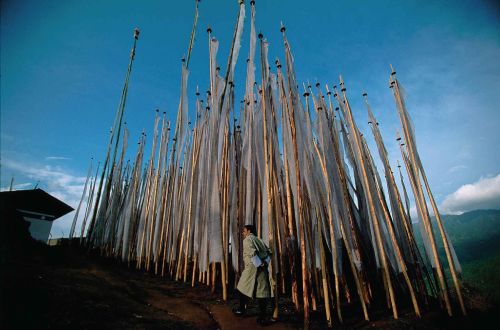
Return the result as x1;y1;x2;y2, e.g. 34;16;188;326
134;28;140;39
258;32;264;40
250;0;255;5
339;76;346;91
207;26;212;34
390;64;396;75
340;78;346;92
280;22;286;33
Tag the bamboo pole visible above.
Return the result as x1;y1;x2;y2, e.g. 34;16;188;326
87;28;140;247
336;79;398;319
146;112;166;270
310;105;343;321
317;209;332;327
419;164;466;315
313;138;370;321
258;32;280;319
192;254;198;287
80;162;100;245
70;158;93;241
363;95;421;317
391;72;453;315
283;51;311;330
276;60;300;311
326;85;371;316
220;120;230;301
184;126;201;282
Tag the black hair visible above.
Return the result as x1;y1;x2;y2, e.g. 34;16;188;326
243;225;256;235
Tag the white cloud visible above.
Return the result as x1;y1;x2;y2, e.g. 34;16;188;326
45;156;71;161
448;165;467;174
440;174;500;214
2;159;86;201
0;182;33;191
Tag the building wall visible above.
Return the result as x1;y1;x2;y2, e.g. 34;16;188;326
24;217;53;243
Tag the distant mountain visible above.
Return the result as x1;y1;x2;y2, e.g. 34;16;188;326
412;209;500;302
439;209;500;262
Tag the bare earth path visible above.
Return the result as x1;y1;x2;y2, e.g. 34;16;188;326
2;243;498;329
1;244;295;329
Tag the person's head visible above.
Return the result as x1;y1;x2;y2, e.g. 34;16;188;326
242;225;255;238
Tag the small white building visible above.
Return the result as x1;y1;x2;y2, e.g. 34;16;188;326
0;188;73;243
18;209;57;242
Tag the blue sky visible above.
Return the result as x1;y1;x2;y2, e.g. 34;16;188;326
1;0;499;237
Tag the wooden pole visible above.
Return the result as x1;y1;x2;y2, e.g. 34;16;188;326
259;33;280;318
276;59;300;311
391;72;453;315
336;79;398;319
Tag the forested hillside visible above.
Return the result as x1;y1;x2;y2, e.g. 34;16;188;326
413;209;500;302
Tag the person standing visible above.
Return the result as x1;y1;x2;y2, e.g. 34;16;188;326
233;225;274;324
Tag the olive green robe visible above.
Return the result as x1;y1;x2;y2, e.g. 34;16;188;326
236;233;274;298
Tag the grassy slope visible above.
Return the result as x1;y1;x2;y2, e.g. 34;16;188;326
412;209;500;303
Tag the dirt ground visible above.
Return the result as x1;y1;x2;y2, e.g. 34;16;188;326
1;242;499;329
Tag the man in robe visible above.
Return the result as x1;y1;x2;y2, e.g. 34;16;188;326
233;225;273;324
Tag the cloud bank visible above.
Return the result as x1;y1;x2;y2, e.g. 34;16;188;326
45;156;72;161
0;182;33;191
441;174;500;214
